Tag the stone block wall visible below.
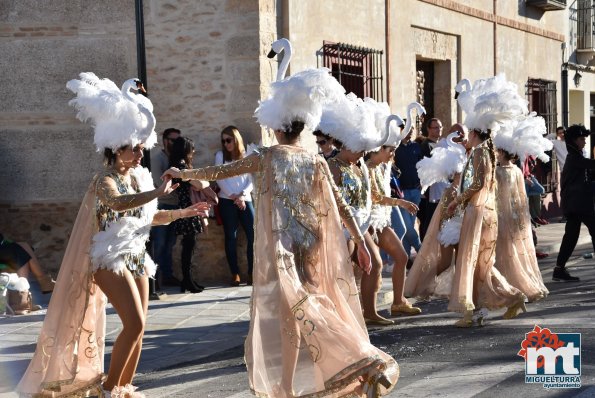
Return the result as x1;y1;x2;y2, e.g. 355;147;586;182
0;0;269;283
143;0;266;168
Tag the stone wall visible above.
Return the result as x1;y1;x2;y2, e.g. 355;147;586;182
0;0;137;276
0;0;272;283
143;0;266;167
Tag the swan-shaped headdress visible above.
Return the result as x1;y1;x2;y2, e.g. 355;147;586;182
66;72;157;151
384;102;426;147
456;74;528;134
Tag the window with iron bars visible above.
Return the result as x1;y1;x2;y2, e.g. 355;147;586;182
526;78;558;192
317;41;384;101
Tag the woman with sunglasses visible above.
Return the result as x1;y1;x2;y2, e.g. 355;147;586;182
216;126;254;286
313;130;339;160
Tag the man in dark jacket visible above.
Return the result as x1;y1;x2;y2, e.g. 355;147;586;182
555;124;595;281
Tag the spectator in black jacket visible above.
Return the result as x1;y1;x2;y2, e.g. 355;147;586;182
554;124;595;281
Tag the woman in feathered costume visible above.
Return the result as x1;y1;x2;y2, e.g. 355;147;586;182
17;73;209;398
492;114;550;302
322;95;415;326
363;103;424;318
163;64;399;397
444;75;527;327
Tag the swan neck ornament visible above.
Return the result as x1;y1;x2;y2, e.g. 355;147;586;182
402;102;426;140
454;78;471;99
385;114;404;147
267;38;293;81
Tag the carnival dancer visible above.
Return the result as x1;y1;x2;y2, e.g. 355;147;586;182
406;75;528;327
404;131;467;301
444;75;528;327
364;103;426;319
164;66;399;397
318;95;387;326
492;114;551;301
17;73;209;398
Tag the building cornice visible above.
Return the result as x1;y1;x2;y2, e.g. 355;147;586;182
418;0;565;42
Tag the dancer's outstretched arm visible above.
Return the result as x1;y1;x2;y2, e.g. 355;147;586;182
163;153;260;181
95;174;178;212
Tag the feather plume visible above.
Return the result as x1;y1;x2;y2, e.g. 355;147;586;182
416;132;467;192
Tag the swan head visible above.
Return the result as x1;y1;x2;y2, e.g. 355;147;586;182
122;78;146;94
454;78;471;99
267;38;292;58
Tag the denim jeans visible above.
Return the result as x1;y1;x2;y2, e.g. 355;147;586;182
399;188;422;256
380;206;407;264
219;198;255;275
150;203;178;278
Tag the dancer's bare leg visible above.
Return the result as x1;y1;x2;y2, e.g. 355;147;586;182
376;227;409;306
436;245;456;276
94;269;145;390
119;275;149;386
361;232;389;321
15;242;51;286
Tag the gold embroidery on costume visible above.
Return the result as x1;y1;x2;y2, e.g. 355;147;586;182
181;154;259;181
458;145;490;206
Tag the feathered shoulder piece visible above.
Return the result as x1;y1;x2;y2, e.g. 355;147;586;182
254;68;346;132
416;132;467;192
67;72;157;151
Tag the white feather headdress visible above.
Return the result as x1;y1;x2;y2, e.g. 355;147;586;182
66;72;157;151
254;67;346;132
493;112;553;163
317;94;387;152
458;74;528;134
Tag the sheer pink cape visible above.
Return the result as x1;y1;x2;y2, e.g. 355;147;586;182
17;181;106;397
494;166;548;301
406;147;524;312
246;146;398;397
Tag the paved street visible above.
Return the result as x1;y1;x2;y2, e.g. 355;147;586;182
1;221;594;397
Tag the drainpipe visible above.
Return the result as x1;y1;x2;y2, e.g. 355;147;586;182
135;0;150;170
385;0;391;105
493;0;497;74
562;43;569;128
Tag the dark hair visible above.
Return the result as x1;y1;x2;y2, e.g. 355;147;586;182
565;124;590;152
471;129;496;179
103;145;129;166
498;148;517;162
333;138;344;150
282;120;305;140
313;130;332;140
472;128;491;141
169;137;195;168
163;128;181;140
556;126;565;133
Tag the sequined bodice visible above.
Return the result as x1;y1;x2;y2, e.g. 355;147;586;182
328;158;369;210
461;150;475;194
96;172;143;231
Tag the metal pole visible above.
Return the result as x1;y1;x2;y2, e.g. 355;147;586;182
135;0;160;299
562;66;569;128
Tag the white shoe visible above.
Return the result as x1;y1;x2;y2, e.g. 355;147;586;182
472;308;489;326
